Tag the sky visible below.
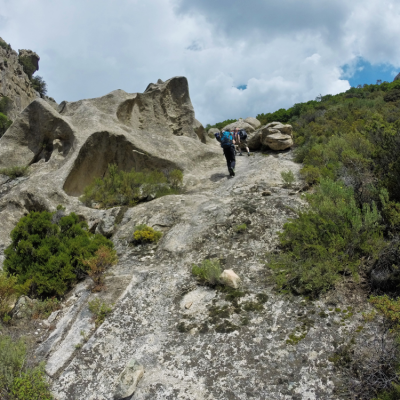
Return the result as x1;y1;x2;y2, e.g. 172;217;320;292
0;0;399;125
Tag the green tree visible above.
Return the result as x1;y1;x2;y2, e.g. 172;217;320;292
30;75;47;98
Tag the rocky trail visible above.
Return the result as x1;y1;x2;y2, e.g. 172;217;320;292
0;77;379;399
36;151;370;400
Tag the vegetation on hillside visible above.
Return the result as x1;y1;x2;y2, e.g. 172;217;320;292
205;118;238;131
3;208;114;298
80;163;183;208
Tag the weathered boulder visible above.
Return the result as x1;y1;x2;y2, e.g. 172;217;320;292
12;295;36;319
18;49;40;75
220;269;241;288
263;132;293;151
113;359;144;400
265;121;293;136
246;130;262;150
244;117;261;130
222;118;255;133
0;39;41;121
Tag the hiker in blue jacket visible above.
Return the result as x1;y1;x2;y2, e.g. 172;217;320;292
219;129;236;176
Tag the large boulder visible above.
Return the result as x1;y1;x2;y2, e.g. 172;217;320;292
208;128;220;136
222;118;255;133
0;76;221;245
394;72;400;82
244;117;261;130
260;121;293;151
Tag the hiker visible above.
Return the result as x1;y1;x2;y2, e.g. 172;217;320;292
220;129;236;176
234;128;250;156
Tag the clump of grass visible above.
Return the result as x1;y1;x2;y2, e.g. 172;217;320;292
234;223;247;233
281;170;295;187
31;298;61;320
80;163;183;208
0;166;29;179
192;259;223;286
88;298;112;327
133;224;163;244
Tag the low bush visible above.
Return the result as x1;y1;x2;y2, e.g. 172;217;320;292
192;259;223;286
0;112;12;138
234;223;247;233
281;170;295;187
0;166;28;179
18;56;36;79
31;298;61;320
133;224;162;244
0;272;21;321
0;96;12;115
83;245;118;291
0;335;53;400
80;164;183;208
4;209;113;298
88;298;112;327
268;178;384;297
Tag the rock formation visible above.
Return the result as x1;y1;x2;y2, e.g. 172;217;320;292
394;72;400;82
244;116;261;130
222;118;255;132
0;38;40;120
245;121;294;151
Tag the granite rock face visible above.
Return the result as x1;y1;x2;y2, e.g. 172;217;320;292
0;39;39;121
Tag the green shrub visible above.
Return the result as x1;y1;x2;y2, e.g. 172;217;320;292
268;178;383;296
0;112;12;138
0;335;52;400
0;96;12;115
234;223;247;233
80;164;183;208
133;225;162;244
0;39;10;50
18;56;36;79
0;166;28;179
4;210;113;298
30;76;47;98
281;170;295;187
11;364;53;400
31;298;61;320
0;272;20;321
88;298;112;327
192;259;223;286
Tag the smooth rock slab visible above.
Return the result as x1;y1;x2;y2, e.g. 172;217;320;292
113;359;144;400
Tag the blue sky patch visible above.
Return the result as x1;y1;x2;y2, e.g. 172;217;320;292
236;84;247;90
341;57;399;87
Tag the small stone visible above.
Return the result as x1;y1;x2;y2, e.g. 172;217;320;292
262;191;272;196
113;359;144;400
185;302;193;309
220;269;241;289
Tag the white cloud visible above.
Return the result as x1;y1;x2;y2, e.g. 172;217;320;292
0;0;399;125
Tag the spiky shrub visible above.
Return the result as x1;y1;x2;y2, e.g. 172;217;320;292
268;178;383;297
192;259;223;286
4;210;113;298
80;164;183;208
133;225;162;244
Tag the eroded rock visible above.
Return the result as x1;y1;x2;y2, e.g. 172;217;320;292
113;359;144;400
220;269;241;288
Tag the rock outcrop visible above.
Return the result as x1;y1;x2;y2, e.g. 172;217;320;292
245;121;294;151
0;38;39;120
394;72;400;82
244;116;261;130
222;118;255;132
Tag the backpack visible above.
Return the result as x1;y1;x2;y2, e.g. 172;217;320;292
220;131;233;147
214;132;222;143
239;129;248;140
